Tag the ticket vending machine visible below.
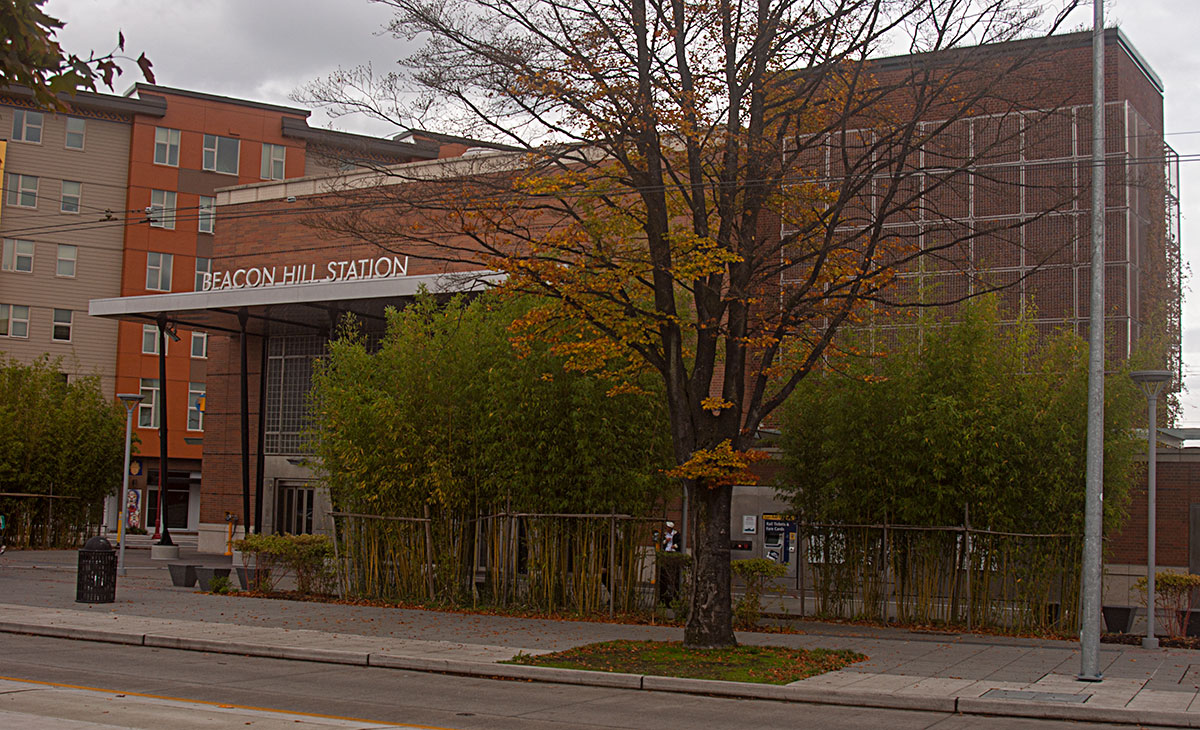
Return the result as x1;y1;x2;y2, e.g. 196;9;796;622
762;514;798;579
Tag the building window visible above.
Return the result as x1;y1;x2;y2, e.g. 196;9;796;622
12;109;43;143
146;251;173;291
6;173;38;208
202;134;239;175
265;335;325;454
154;127;180;166
61;180;81;213
138;378;160;428
194;256;211;290
191;331;207;359
65;117;86;150
149;189;176;229
51;309;72;342
2;239;34;272
261;143;286;180
187;382;205;431
198;196;215;234
56;244;76;277
142;323;161;354
0;304;30;338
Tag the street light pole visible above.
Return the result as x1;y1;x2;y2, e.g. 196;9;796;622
1079;0;1106;682
1131;369;1171;650
116;393;144;577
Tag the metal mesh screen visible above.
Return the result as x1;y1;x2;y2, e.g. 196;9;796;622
264;335;325;454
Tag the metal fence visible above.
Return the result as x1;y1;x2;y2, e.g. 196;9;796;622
796;523;1082;633
0;493;101;549
330;511;665;615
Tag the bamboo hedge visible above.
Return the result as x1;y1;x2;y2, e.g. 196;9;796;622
331;511;663;615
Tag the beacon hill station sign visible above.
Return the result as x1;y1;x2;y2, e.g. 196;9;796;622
201;255;410;291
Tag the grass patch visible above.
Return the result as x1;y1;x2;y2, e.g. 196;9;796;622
506;640;865;684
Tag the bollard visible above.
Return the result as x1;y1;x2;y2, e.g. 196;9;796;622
76;535;117;603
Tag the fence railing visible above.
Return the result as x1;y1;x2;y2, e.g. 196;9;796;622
330;511;665;615
796;523;1082;633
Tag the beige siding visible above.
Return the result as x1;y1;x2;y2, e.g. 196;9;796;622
0;104;131;389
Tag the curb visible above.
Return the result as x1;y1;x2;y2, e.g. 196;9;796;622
1;620;1197;727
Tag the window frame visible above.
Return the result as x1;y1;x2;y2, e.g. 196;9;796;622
60;180;81;214
56;244;77;278
6;173;38;208
12;109;43;144
261;143;286;180
149;189;176;229
142;323;160;355
146;251;173;292
2;239;34;273
202;134;240;175
51;308;72;342
198;196;215;234
187;382;205;432
64;117;85;150
191;331;208;359
0;303;30;338
138;378;160;429
153;127;180;167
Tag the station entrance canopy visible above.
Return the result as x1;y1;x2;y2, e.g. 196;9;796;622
89;270;504;335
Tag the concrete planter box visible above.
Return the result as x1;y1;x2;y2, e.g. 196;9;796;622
237;566;271;592
1103;605;1136;634
168;563;198;588
195;567;231;592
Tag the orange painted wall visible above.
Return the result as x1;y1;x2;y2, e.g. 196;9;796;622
113;88;310;464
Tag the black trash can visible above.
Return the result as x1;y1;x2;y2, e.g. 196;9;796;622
76;535;117;603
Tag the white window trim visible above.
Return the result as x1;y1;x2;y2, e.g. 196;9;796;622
51;309;72;343
2;239;34;273
149;190;176;229
65;117;85;150
56;244;76;278
142;323;167;355
138;379;160;429
261;143;286;180
12;109;43;144
202;134;240;175
154;127;180;167
0;303;30;338
198;196;215;234
61;180;81;214
187;382;205;432
6;174;38;208
191;331;208;359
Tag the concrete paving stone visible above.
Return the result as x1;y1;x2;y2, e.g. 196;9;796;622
829;673;923;692
955;680;1033;698
788;670;868;688
958;696;1194;728
891;677;978;696
1124;688;1197;711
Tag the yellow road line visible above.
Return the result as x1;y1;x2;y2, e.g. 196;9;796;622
0;674;459;729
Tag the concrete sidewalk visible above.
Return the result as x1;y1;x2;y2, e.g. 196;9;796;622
2;548;1199;727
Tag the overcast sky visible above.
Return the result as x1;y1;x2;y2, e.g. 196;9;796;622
45;0;1200;425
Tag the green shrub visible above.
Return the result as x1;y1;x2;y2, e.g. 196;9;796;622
1135;572;1200;638
232;533;334;595
732;558;786;629
207;575;232;595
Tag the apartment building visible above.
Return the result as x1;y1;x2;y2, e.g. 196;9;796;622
0;90;164;393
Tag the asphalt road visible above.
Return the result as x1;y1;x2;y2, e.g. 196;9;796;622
0;634;1171;730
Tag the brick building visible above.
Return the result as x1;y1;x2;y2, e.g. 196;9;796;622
89;28;1182;555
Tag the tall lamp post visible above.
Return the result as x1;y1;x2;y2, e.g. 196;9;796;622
116;393;144;577
1131;369;1171;650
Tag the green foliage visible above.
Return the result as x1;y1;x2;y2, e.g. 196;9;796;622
232;533;334;595
0;0;154;109
206;575;232;595
778;296;1141;535
0;356;125;544
1135;572;1200;638
308;291;674;517
732;558;786;629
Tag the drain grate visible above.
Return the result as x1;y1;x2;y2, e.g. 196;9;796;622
981;689;1091;704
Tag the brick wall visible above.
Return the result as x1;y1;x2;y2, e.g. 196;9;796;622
1106;449;1200;569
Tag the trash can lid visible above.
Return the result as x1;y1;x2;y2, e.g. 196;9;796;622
81;535;114;552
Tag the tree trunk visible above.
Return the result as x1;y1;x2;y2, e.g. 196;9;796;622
685;481;736;647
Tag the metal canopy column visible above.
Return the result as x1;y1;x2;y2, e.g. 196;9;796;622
239;308;252;535
254;321;269;534
155;314;174;547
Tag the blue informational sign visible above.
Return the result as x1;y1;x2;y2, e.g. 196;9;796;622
762;513;798;565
